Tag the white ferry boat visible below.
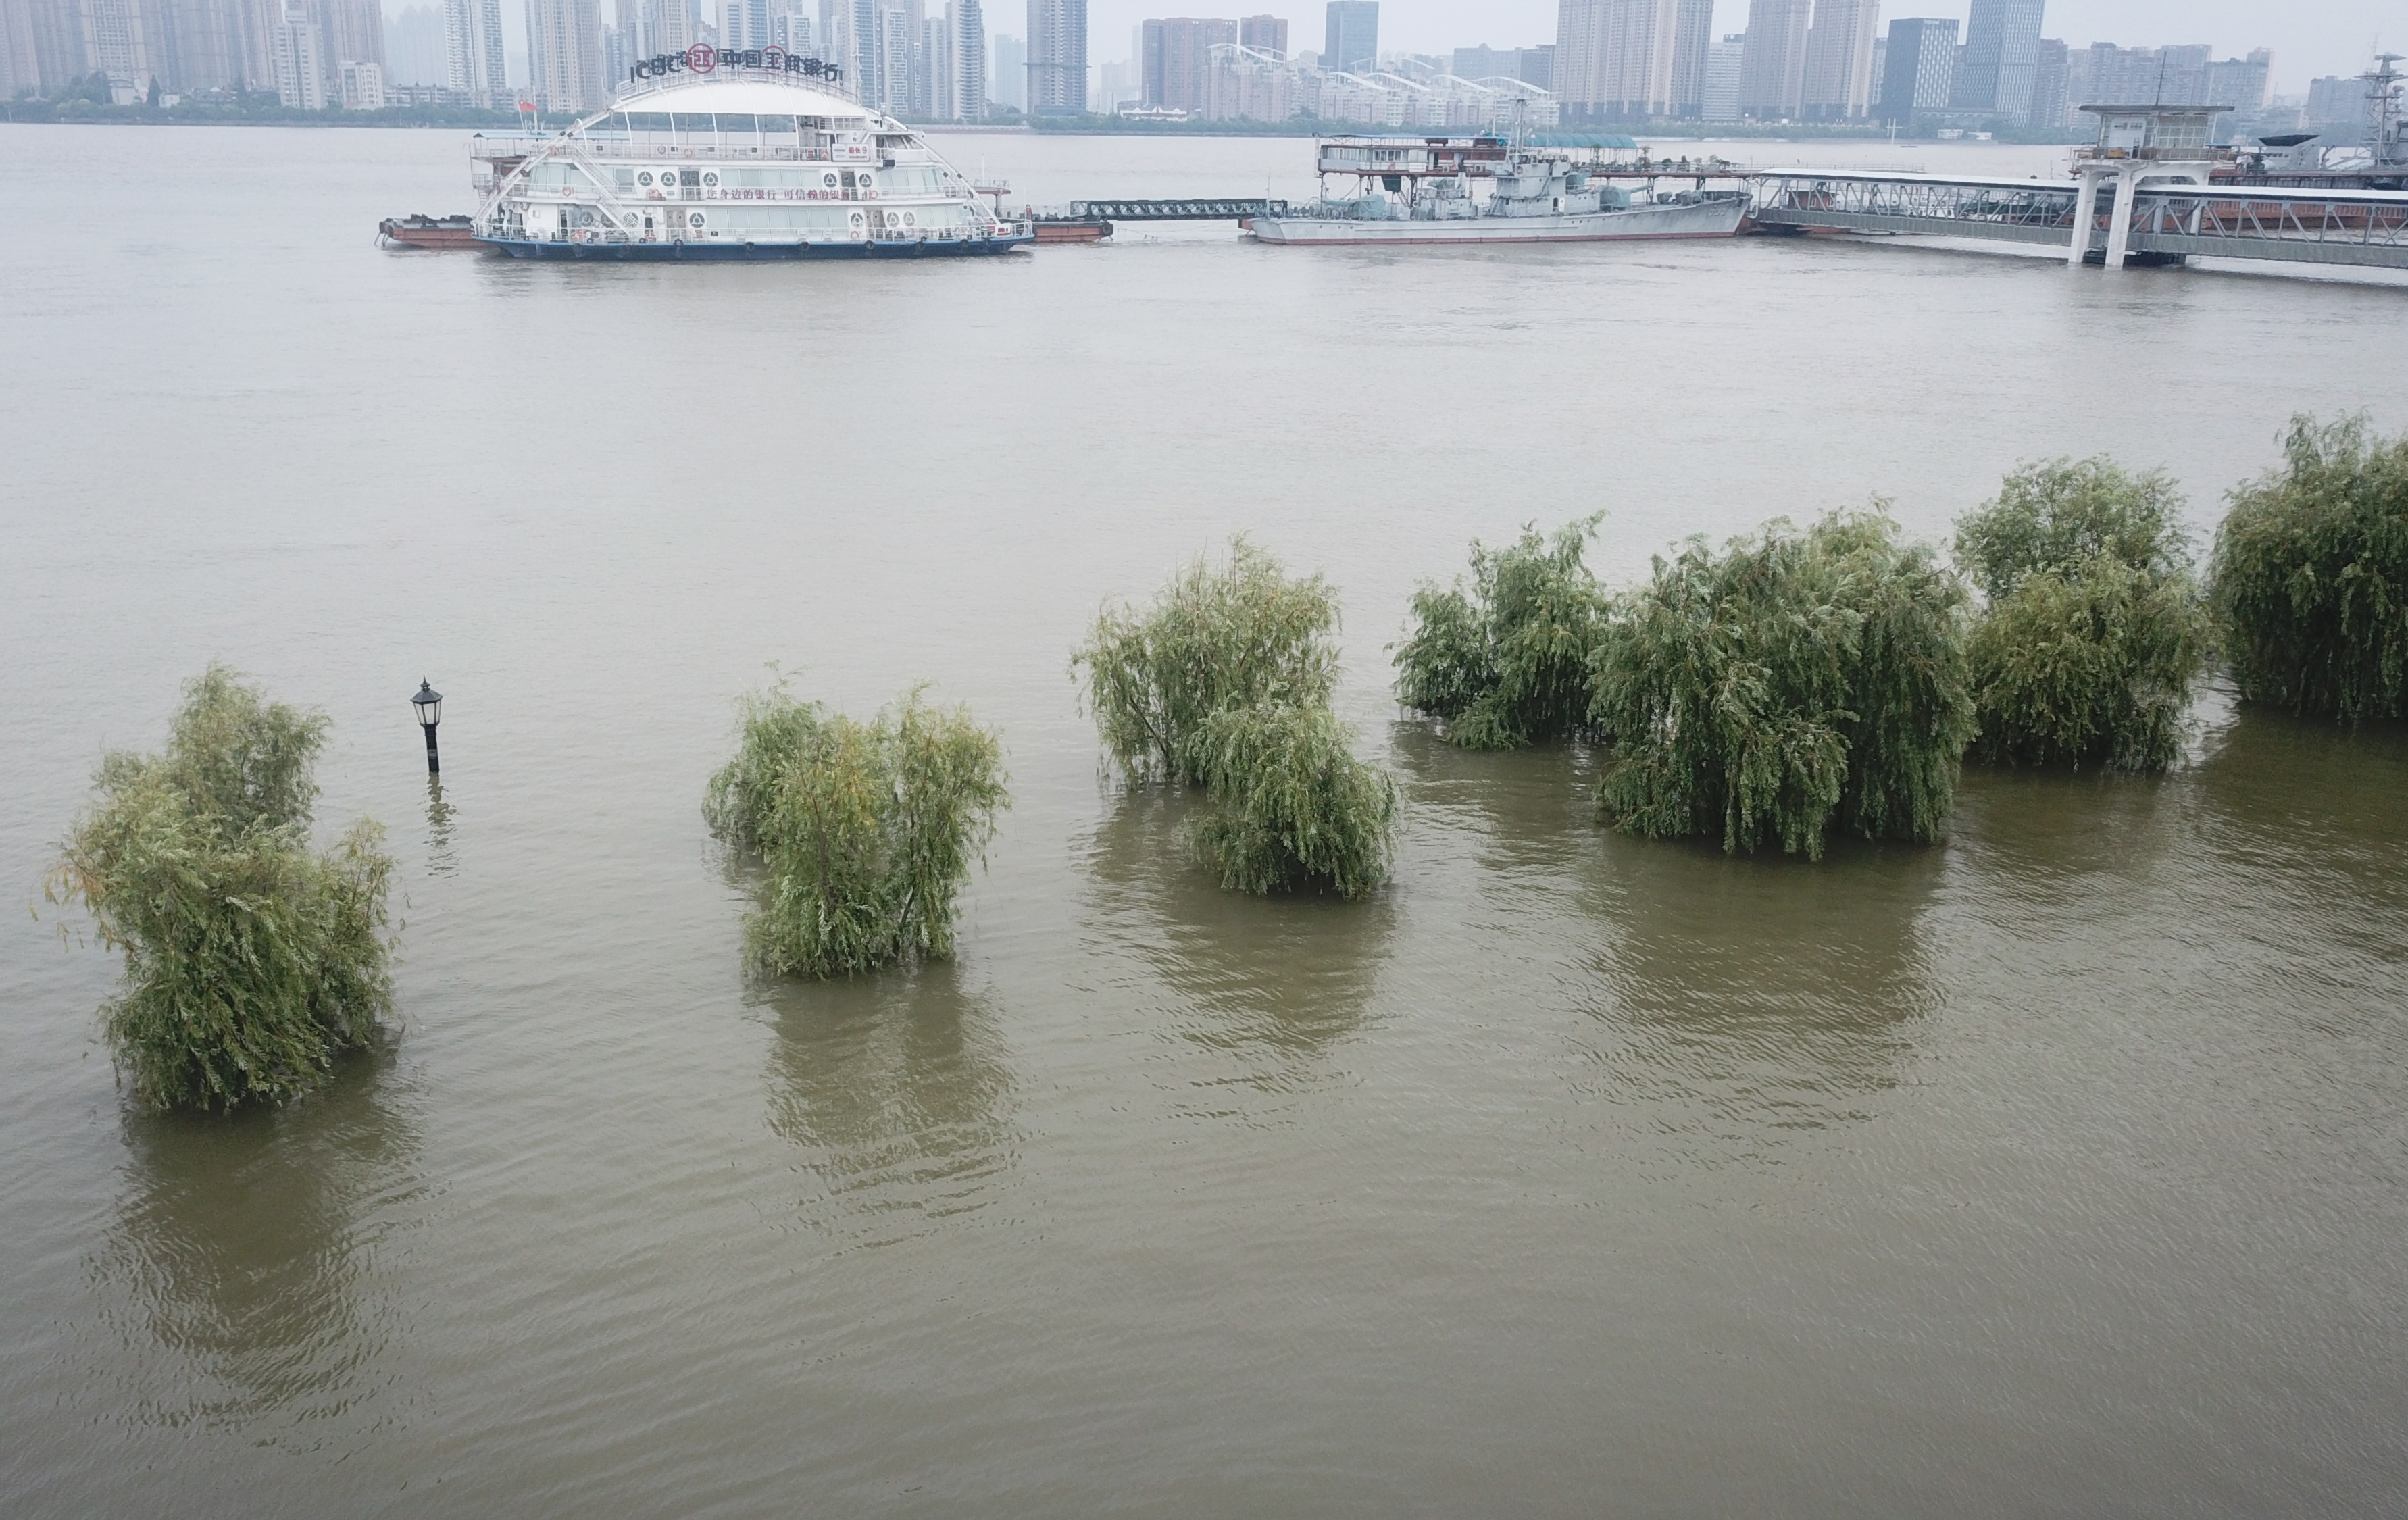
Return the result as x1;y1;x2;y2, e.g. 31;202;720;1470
469;50;1030;259
1247;134;1748;247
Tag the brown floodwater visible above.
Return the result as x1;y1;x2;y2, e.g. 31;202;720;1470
1;124;2405;1517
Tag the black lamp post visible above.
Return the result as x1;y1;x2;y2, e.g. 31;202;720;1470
412;680;443;774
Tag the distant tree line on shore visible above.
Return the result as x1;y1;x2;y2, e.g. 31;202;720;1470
49;415;2408;1110
5;76;524;127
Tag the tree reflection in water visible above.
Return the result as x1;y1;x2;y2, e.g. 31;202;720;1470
1575;831;1947;1146
757;965;1019;1251
91;1042;420;1432
1081;788;1395;1096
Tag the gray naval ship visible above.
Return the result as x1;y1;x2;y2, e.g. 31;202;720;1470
1247;134;1749;247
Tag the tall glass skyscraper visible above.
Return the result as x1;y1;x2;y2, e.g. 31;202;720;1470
1953;0;2046;123
1323;1;1375;75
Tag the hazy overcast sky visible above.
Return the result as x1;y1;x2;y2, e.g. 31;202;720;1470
1078;3;2398;89
427;2;2398;98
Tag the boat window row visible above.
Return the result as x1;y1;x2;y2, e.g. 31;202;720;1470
588;112;871;137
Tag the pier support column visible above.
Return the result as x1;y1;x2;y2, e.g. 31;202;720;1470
2104;168;2141;270
2067;171;2103;265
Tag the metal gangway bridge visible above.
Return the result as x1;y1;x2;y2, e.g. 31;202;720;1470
1745;169;2408;272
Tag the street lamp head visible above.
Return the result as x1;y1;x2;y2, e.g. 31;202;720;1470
412;679;443;729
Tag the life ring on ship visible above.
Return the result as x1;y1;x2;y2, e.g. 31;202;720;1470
849;211;865;228
823;172;838;188
702;171;720;188
858;173;876;192
688;211;705;228
901;211;915;228
637;170;653;186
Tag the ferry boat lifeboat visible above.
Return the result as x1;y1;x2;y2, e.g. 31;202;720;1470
469;53;1032;259
1247;134;1749;246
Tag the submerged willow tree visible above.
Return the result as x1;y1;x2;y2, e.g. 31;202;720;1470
1075;540;1396;897
1073;538;1339;786
1187;703;1397;899
705;688;1009;978
1590;512;1976;858
1393;517;1609;749
50;666;394;1111
1956;458;2212;771
2211;415;2408;721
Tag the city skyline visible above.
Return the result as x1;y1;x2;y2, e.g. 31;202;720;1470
403;1;2405;95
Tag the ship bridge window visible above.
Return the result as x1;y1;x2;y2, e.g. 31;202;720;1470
626;111;672;132
670;113;715;134
717;113;760;135
757;114;797;133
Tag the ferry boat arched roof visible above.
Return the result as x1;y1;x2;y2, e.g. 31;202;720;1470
602;76;872;123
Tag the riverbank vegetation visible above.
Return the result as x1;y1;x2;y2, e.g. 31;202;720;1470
50;667;393;1111
1394;518;1609;750
1590;512;1976;857
1078;542;1397;897
706;688;1008;978
1957;459;2212;771
2211;416;2408;721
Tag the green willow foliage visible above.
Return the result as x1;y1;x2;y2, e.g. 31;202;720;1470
1188;703;1398;899
1591;513;1976;858
2211;415;2408;721
1394;517;1609;749
51;666;393;1111
1954;458;2190;601
1957;459;2211;771
1072;539;1339;786
706;689;1009;978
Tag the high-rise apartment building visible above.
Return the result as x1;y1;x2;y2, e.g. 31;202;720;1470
273;0;324;105
1665;0;1711;118
319;0;385;92
1555;0;1675;120
1553;0;1706;120
445;0;507;103
526;0;601;111
1238;14;1282;59
1736;0;1810;119
1025;0;1084;113
1799;0;1877;119
1877;16;1955;125
946;0;984;118
338;55;382;104
1323;1;1373;74
2205;49;2272;113
78;0;151;97
1701;32;1742;120
1142;17;1234;112
1953;0;2045;122
989;28;1023;107
2024;36;2068;127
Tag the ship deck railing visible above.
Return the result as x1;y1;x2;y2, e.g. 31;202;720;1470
470;136;876;165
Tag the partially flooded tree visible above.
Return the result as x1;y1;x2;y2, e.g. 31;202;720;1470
2211;415;2408;721
1590;512;1975;858
1073;539;1339;787
1394;517;1609;749
707;688;1009;978
1076;540;1397;898
1957;459;2211;771
1188;703;1398;899
51;666;394;1111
